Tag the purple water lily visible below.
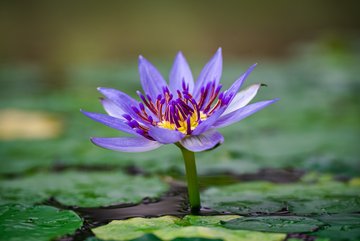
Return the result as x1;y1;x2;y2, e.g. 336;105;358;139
82;48;278;153
82;48;278;212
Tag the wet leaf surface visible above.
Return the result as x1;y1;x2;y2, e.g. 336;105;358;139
221;216;324;233
312;214;360;241
201;181;360;215
0;204;82;241
92;215;285;241
0;171;169;207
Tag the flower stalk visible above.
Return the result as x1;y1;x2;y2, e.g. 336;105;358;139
179;145;201;213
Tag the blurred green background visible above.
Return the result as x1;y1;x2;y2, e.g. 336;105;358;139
0;0;359;176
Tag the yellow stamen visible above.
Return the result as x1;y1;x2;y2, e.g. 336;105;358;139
157;121;176;130
157;111;207;134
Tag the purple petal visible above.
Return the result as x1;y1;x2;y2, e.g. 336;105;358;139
100;98;125;119
148;126;185;144
169;51;194;94
193;48;223;97
180;129;224;152
138;55;168;100
81;110;137;135
223;63;257;102
214;98;279;128
97;87;142;122
223;83;261;116
91;136;162;152
192;106;227;135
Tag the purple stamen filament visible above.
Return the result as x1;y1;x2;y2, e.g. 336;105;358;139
126;80;225;139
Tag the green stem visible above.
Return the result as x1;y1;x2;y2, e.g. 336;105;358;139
179;146;201;214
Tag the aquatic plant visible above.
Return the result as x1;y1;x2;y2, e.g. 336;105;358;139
82;48;278;213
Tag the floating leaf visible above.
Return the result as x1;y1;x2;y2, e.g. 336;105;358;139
288;197;360;215
311;214;360;241
202;181;360;215
222;216;324;233
92;215;285;241
0;171;169;207
0;204;82;241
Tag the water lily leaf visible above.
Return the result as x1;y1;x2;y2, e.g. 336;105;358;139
92;215;285;241
288;197;360;215
311;214;360;241
202;181;360;215
0;171;169;207
0;204;82;241
222;216;324;233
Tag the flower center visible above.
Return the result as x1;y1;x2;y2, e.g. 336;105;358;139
157;111;207;134
124;80;225;139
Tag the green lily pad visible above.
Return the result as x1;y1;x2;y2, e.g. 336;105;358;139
0;171;169;207
222;216;324;233
202;181;360;215
92;215;285;241
288;197;360;215
311;214;360;241
0;204;82;241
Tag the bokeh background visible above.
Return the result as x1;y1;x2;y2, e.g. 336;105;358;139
1;0;360;178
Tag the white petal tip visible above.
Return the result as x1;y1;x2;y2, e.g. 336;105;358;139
176;51;184;56
139;55;148;63
138;55;145;64
214;48;222;58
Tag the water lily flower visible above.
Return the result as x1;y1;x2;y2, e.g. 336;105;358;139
82;48;278;212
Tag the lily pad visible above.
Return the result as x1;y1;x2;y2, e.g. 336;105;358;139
0;171;169;207
0;204;82;241
311;214;360;241
92;215;285;241
221;216;324;233
202;181;360;215
288;197;360;215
